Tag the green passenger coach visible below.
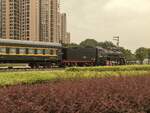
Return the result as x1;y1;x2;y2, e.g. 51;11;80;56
0;39;62;68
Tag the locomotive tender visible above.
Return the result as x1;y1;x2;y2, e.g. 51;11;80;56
0;39;125;68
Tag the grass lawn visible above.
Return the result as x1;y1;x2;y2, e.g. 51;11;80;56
66;65;150;72
0;69;150;86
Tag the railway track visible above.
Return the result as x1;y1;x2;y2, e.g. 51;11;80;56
0;67;64;72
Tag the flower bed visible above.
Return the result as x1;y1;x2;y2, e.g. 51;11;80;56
0;76;150;113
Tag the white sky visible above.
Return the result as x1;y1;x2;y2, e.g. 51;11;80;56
61;0;150;51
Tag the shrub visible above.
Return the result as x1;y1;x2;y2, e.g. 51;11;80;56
0;70;150;86
66;65;150;72
0;76;150;113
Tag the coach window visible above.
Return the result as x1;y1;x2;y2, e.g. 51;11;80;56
54;49;57;55
56;50;59;55
28;48;35;54
19;48;26;54
9;48;16;55
52;49;56;55
0;47;6;54
37;49;43;55
6;48;9;54
50;50;54;55
45;49;49;55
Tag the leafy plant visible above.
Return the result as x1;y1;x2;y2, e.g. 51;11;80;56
66;65;150;72
0;70;150;86
0;76;150;113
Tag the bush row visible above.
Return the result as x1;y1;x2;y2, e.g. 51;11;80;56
1;70;150;86
66;65;150;72
0;76;150;113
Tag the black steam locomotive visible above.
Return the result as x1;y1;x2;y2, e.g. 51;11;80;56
0;39;126;68
62;47;125;66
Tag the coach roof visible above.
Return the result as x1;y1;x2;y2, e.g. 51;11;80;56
0;39;62;48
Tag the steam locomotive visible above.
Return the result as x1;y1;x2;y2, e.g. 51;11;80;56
0;39;126;68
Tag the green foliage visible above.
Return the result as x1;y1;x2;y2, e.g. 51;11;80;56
135;47;147;64
0;71;61;86
119;47;136;61
79;39;118;49
146;49;150;64
1;76;150;113
98;41;116;49
66;65;150;72
64;43;79;48
80;39;98;48
1;65;150;86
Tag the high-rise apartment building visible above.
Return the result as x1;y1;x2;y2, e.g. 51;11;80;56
0;0;3;38
0;0;62;43
57;1;61;43
0;0;20;39
20;0;39;41
50;0;59;42
60;13;70;44
66;32;70;44
39;0;49;42
60;13;66;43
39;0;59;42
0;0;39;41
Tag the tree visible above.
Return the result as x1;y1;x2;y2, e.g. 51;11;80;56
64;43;79;48
146;48;150;64
135;47;147;64
80;39;98;48
119;47;136;61
98;41;116;49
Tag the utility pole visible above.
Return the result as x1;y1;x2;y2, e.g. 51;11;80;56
113;36;120;47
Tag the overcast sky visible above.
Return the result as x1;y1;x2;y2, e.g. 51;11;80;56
61;0;150;51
